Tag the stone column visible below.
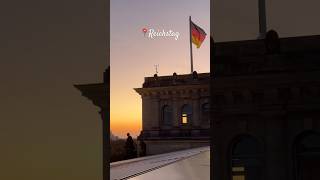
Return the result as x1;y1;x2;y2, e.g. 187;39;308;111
192;91;200;127
141;96;151;130
175;91;183;127
225;91;233;106
243;89;252;104
172;96;179;127
142;95;160;130
265;116;287;180
151;96;160;129
269;88;278;104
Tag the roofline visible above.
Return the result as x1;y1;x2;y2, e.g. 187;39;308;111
214;34;320;45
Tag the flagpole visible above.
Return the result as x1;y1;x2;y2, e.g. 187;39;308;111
189;16;194;73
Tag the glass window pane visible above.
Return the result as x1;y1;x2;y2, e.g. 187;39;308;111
181;105;192;124
182;115;188;124
163;105;173;125
232;175;245;180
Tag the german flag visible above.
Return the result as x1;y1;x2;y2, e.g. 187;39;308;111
190;20;206;48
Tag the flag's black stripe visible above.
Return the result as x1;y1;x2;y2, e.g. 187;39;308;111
191;20;207;36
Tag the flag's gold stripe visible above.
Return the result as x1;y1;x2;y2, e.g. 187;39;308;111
192;36;202;48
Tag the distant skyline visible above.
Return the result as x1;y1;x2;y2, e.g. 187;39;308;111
111;0;210;138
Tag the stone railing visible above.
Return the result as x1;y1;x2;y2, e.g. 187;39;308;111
143;73;210;88
139;128;210;140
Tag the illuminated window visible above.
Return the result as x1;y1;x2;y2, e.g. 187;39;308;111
182;113;188;124
181;104;192;125
231;136;263;180
232;175;245;180
232;166;245;180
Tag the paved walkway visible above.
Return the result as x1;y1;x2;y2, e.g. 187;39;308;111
110;146;210;180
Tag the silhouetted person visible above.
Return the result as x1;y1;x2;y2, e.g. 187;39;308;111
139;140;146;157
125;133;135;159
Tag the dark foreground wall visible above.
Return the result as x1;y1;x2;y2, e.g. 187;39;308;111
211;32;320;180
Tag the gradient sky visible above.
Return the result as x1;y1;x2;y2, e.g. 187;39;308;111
1;0;320;179
111;0;320;138
110;0;210;138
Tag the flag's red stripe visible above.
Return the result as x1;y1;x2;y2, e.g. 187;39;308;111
191;21;206;48
192;29;205;45
191;24;205;41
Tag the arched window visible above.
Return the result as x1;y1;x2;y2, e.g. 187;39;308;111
181;104;192;124
162;105;173;126
231;135;263;180
294;132;320;180
201;103;210;122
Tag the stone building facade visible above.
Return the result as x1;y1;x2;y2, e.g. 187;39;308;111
135;72;210;155
211;31;320;180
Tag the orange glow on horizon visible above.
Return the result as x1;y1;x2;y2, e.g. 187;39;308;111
110;90;142;138
111;118;142;138
111;0;210;139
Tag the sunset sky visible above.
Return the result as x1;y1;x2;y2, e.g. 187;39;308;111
110;0;320;138
110;0;210;138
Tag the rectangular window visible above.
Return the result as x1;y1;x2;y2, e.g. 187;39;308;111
232;166;245;180
232;175;245;180
232;167;245;172
182;114;188;124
